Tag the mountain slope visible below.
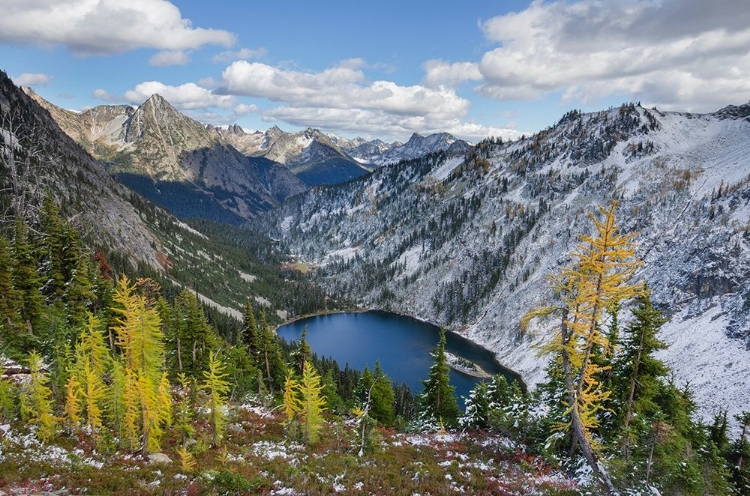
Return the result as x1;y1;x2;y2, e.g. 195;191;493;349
26;91;306;222
256;103;750;425
2;71;329;324
2;74;161;268
344;132;471;166
209;125;370;187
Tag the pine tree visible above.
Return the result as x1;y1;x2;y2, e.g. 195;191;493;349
299;361;326;444
201;351;229;447
420;328;459;427
20;351;57;442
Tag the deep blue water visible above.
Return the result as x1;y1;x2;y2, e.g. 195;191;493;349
277;310;517;407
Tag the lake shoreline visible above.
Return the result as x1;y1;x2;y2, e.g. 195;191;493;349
276;307;526;391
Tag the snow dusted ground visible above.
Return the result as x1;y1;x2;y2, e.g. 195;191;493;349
657;304;750;432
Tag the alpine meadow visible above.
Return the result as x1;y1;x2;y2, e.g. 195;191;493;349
1;1;750;494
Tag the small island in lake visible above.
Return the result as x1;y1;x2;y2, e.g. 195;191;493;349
445;352;492;379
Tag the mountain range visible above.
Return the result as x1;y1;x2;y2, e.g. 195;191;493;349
26;89;470;221
255;102;750;427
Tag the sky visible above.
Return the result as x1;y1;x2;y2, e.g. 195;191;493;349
1;0;749;142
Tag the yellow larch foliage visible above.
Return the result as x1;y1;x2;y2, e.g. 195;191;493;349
201;351;230;446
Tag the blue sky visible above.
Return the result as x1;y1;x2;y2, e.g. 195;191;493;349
1;0;748;142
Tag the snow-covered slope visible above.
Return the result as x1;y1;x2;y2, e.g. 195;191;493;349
343;132;471;166
257;103;750;425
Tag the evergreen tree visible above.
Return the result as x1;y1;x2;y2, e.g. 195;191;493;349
0;235;19;329
420;328;459;427
257;310;286;394
460;381;490;429
615;291;668;457
291;326;311;376
370;361;395;427
728;411;750;493
242;299;259;353
11;218;43;339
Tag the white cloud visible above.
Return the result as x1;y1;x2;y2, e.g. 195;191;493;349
123;81;235;109
219;61;469;117
0;0;235;56
149;50;190;67
214;60;517;141
212;47;267;63
264;106;520;142
476;0;750;111
234;103;259;115
92;88;119;102
422;60;482;89
12;73;52;87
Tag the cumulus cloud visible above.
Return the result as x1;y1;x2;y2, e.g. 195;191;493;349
92;88;120;102
149;50;190;67
422;60;482;89
212;47;267;63
122;81;235;109
0;0;235;56
476;0;750;111
219;61;469;117
264;106;520;142
214;60;508;140
234;103;260;115
12;73;52;87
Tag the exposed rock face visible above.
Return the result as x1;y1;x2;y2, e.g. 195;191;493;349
2;73;161;269
26;90;306;221
257;103;750;425
209;125;370;187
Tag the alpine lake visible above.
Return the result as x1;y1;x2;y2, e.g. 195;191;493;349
277;310;519;407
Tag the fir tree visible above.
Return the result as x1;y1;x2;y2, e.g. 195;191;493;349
370;361;395;427
11;218;43;339
420;328;459;427
460;381;490;429
291;326;311;376
242;299;259;353
615;290;668;458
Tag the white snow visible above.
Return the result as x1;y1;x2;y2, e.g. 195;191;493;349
656;303;750;434
430;156;464;181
